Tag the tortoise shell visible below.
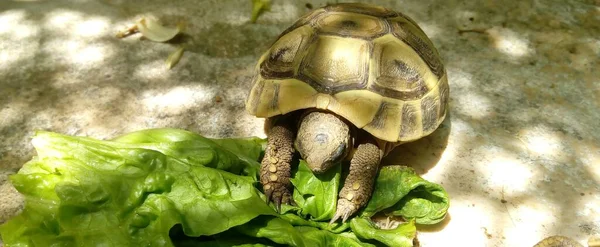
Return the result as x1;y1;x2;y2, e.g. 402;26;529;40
246;3;449;143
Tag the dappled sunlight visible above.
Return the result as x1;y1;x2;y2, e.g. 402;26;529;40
259;1;300;24
141;85;214;115
0;10;40;39
0;10;27;34
0;10;40;72
418;22;443;41
575;141;600;185
45;9;84;28
484;148;534;192
233;112;267;138
72;44;111;64
518;125;564;160
44;9;112;39
41;39;114;71
419;201;491;246
578;201;600;219
0;42;37;71
74;17;111;37
42;10;115;67
133;60;172;81
445;69;493;118
487;27;534;58
502;203;555;246
585;165;600;191
0;1;598;246
446;67;474;89
454;91;492;119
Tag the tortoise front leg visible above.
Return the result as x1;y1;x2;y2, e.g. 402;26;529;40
331;142;381;223
260;119;295;211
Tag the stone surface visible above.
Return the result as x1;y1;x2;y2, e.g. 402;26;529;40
0;0;599;246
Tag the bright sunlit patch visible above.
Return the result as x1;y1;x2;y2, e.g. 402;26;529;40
418;22;442;40
257;2;299;23
133;61;169;81
45;39;113;66
447;68;474;89
454;91;491;118
0;10;40;39
484;147;533;190
585;161;600;188
502;203;554;246
72;45;108;64
577;201;599;218
142;86;213;115
487;27;533;58
519;125;563;157
0;42;37;71
0;10;26;34
75;17;111;37
45;9;83;27
11;24;40;39
418;202;491;246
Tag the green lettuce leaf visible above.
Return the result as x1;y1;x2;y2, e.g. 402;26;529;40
294;226;375;247
350;217;416;247
235;216;306;247
277;213;350;234
362;166;449;225
0;130;274;246
0;128;449;247
290;161;340;221
112;128;264;178
113;128;265;163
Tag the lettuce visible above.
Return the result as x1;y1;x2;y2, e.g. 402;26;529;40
290;161;340;221
0;128;449;246
362;166;450;225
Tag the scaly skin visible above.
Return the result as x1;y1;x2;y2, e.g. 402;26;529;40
330;142;381;223
295;111;351;173
264;111;384;222
260;120;295;211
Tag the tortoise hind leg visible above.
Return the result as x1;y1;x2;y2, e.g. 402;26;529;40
260;118;295;211
331;142;381;223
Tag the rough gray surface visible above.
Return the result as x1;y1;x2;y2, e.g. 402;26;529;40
0;0;599;246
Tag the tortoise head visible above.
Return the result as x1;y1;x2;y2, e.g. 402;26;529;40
294;111;352;173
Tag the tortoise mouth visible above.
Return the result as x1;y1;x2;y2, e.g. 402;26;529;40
306;161;333;174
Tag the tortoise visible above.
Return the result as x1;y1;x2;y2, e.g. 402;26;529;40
245;3;449;223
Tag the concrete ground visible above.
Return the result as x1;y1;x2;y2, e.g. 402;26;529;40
1;0;599;246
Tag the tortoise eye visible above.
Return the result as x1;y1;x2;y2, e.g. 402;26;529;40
330;142;347;163
315;133;328;144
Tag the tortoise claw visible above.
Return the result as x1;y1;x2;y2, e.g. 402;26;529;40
264;189;274;204
329;198;358;225
263;183;293;213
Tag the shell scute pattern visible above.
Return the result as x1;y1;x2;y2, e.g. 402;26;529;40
247;3;448;142
388;17;445;78
260;25;314;79
298;35;371;94
315;12;388;39
370;35;434;101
